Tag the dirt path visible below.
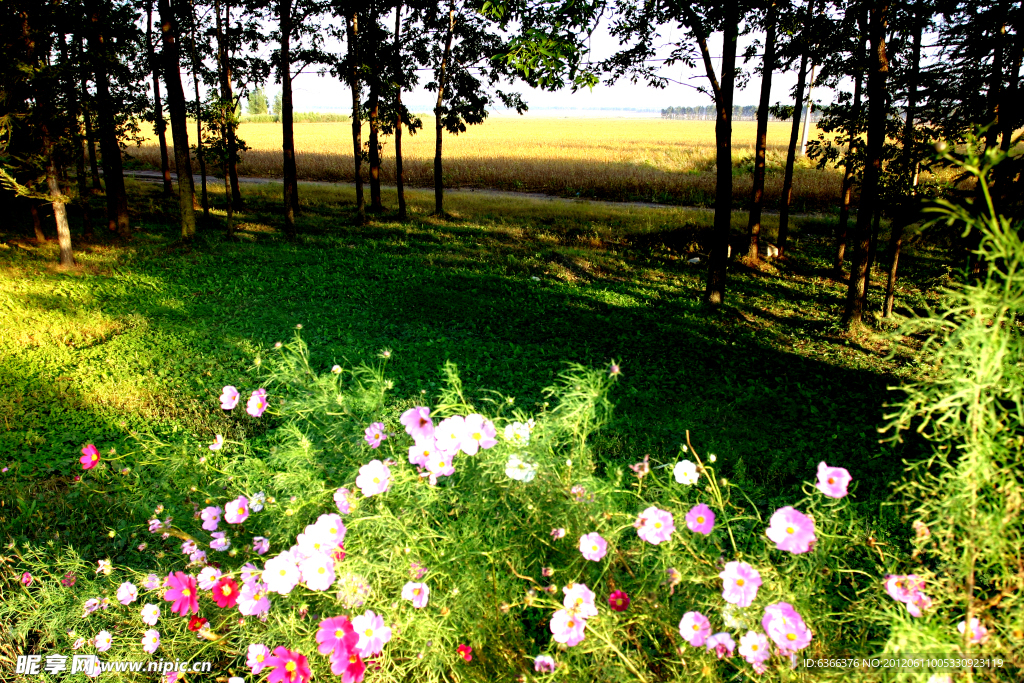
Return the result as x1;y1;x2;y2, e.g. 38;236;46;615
123;169;828;219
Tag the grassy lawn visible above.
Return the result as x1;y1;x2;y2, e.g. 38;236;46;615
1;181;946;547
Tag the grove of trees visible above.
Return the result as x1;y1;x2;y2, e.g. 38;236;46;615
1;0;1021;330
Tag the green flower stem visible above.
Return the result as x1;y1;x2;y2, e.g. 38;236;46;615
587;621;650;683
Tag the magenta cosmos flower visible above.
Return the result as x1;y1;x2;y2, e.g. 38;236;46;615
762;602;813;653
720;561;762;607
579;533;608;561
246;388;269;418
550;608;587;646
317;615;358;659
248;644;272;674
885;574;931;617
461;414;497;455
815;462;852;499
364;422;387;448
163;572;199;616
400;406;434;441
608;590;630;612
766;506;816;554
265;647;311;683
80;444;100;470
679;611;712;647
356;459;391;497
401;582;430;608
635;506;675;544
220;386;240;410
21;572;32;586
534;654;557;672
224;496;250;524
200;506;222;531
685;503;716;535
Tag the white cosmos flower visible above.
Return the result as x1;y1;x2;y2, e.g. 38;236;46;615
674;459;699;485
505;455;538;482
503;421;533;446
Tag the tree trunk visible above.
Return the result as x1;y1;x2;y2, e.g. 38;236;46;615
214;0;242;209
835;29;866;275
865;204;881;292
280;0;298;236
79;51;102;193
799;64;816;156
30;203;46;242
369;86;382;211
995;34;1021;202
777;0;815;259
88;13;131;239
64;33;91;236
347;11;365;223
434;6;456;216
746;2;776;260
842;2;889;330
146;1;173;196
158;0;197;239
395;1;407;220
883;9;922;318
187;0;209;220
45;143;75;267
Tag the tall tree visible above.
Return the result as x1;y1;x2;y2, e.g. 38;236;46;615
835;23;866;275
158;0;198;238
746;0;778;260
146;0;173;196
186;0;209;220
214;0;243;209
394;0;407;219
842;1;889;329
345;9;365;223
432;4;455;216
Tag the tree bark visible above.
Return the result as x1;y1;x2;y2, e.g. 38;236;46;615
369;84;382;211
799;63;816;156
746;2;776;260
395;1;407;220
214;0;242;209
146;0;173;196
187;0;209;220
347;11;365;223
280;0;298;236
777;0;816;259
64;33;92;236
45;140;74;266
158;0;198;239
883;8;922;318
79;51;102;193
835;28;866;275
30;203;46;242
434;6;456;216
842;2;889;330
88;12;130;239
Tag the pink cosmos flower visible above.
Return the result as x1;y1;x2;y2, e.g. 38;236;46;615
550;608;587;646
254;536;270;555
96;559;112;575
200;506;222;531
264;552;301;595
402;582;430;608
408;438;437;468
220;386;240;410
739;631;770;664
766;506;816;554
562;583;599;618
364;422;387;448
315;513;347;546
551;528;566;540
300;554;336;591
629;453;651;479
248;643;273;674
579;532;608;561
679;611;711;647
355;459;391;497
762;602;813;653
209;434;225;451
423;450;455;485
141;603;160;625
534;654;557;672
635;506;675;544
21;572;32;586
224;496;250;524
211;531;230;552
181;540;198;555
608;590;630;612
238;580;271;616
330;649;365;682
815;462;852;499
142;629;160;654
434;416;466;454
116;582;138;605
197;566;222;590
164;672;183;683
720;561;762;607
80;444;100;470
685;503;716;535
457;644;473;662
958;617;989;644
246;388;269;418
317;616;358;658
706;632;736;659
164;572;199;616
352;610;392;657
143;573;160;590
95;630;112;652
461;414;497;455
400;406;434;441
334;487;353;514
213;577;240;608
265;647;311;683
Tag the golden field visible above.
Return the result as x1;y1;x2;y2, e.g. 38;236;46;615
130;118;843;211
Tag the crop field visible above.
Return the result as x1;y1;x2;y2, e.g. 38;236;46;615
130;118;844;212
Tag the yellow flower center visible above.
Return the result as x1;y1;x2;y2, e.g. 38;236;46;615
413;588;421;596
349;655;358;664
318;567;326;575
827;477;836;484
374;433;381;439
654;522;662;529
364;628;374;637
615;599;623;606
787;633;797;641
696;516;705;524
567;620;576;628
182;588;191;597
751;644;759;652
439;462;446;468
256;654;265;663
279;569;287;577
91;454;98;461
222;586;232;595
237;507;245;515
286;661;296;672
786;526;795;534
736;578;745;587
473;432;481;440
591;545;599;552
372;477;380;484
692;624;700;631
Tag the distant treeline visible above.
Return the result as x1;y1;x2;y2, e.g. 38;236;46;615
239;113;351;124
661;105;823;122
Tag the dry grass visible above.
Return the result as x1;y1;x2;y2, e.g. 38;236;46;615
130;118;843;211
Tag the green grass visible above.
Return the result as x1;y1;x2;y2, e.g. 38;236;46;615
1;181;947;546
